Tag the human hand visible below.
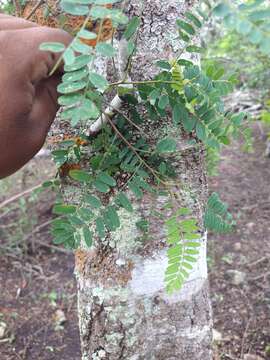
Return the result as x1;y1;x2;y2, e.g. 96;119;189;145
0;14;72;178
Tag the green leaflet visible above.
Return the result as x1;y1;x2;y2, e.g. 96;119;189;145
96;43;116;57
57;80;87;94
69;170;92;183
103;206;120;231
84;195;102;209
204;193;234;233
115;193;133;212
124;16;141;40
82;227;93;247
53;204;77;215
64;55;92;72
58;93;84;106
165;208;201;294
61;2;89;16
156;138;177;153
176;19;195;35
96;217;106;239
89;73;109;92
93;180;110;193
39;42;66;52
184;11;202;28
129;182;143;199
63;47;76;65
62;67;89;83
77;29;97;40
97;172;117;187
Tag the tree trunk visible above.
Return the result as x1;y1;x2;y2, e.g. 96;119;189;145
72;1;213;359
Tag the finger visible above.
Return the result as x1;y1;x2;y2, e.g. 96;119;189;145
30;75;61;125
0;120;42;179
0;75;61;179
0;26;73;84
0;14;37;30
27;26;73;79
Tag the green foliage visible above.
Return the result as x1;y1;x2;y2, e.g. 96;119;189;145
49;125;161;248
261;99;270;126
213;0;270;56
165;208;201;293
0;0;15;14
36;0;249;293
207;0;270;90
206;147;221;177
204;192;234;233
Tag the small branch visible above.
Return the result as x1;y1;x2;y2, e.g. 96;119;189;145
12;0;21;16
22;219;54;243
0;184;42;210
25;0;45;20
88;94;123;134
247;256;269;268
248;271;270;282
106;116;165;184
103;99;143;133
34;238;70;253
109;79;176;87
49;12;92;77
21;218;70;253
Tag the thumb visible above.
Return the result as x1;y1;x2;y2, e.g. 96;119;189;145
0;14;38;30
23;26;73;82
0;26;73;85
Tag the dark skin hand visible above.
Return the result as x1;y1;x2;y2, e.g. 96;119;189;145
0;14;73;178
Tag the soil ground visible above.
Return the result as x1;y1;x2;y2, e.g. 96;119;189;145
210;125;270;360
0;124;269;359
0;157;81;360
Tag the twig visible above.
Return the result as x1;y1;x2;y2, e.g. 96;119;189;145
240;316;253;359
237;289;254;359
103;98;143;133
89;37;134;134
25;0;45;20
21;219;54;243
12;0;21;16
32;238;70;254
248;271;270;282
49;12;92;77
247;256;269;268
88;94;123;134
0;184;42;210
106;116;166;184
21;218;70;253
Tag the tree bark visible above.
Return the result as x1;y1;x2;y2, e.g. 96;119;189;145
72;1;213;359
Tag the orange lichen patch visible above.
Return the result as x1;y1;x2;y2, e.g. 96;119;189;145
75;249;88;274
74;137;89;146
75;247;134;286
47;135;64;144
59;163;81;178
75;248;97;275
80;19;114;47
22;1;114;47
62;135;89;146
48;135;89;146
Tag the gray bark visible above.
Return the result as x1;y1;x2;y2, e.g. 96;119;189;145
71;1;213;359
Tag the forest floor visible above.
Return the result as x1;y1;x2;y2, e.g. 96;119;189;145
0;124;269;359
0;157;81;360
210;125;270;360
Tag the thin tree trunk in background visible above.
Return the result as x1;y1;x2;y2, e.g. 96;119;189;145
72;1;213;358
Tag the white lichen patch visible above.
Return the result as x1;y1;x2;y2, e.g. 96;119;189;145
130;233;207;303
91;286;129;305
91;349;106;360
109;208;141;258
